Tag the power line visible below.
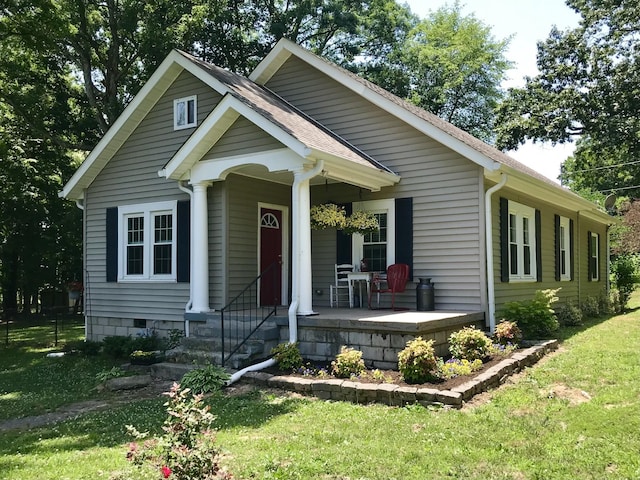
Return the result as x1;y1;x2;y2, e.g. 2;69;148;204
598;184;640;193
572;159;640;173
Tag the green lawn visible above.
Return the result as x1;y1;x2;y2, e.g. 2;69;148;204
1;304;640;479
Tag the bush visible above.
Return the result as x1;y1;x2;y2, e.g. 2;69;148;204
62;339;102;356
611;254;640;309
166;328;185;350
102;335;135;359
180;364;230;394
555;302;583;327
398;337;439;384
131;331;167;352
499;289;560;339
493;320;523;347
130;350;165;365
270;342;304;372
448;326;492;361
580;296;600;319
331;346;366;378
126;383;233;479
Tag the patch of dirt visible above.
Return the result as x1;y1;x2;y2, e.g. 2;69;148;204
544;383;592;405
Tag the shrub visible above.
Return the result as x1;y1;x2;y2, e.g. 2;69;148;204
448;326;492;361
611;254;640;309
580;296;600;319
131;331;167;352
126;383;233;479
331;346;366;378
499;289;560;339
398;337;439;384
130;350;165;365
102;335;135;359
555;302;583;327
180;364;230;394
438;358;483;380
270;342;304;372
62;339;102;356
166;328;185;350
493;320;523;347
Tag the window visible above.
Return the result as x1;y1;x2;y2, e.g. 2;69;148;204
558;216;572;281
507;200;537;281
352;199;395;272
173;95;197;130
589;232;599;281
118;201;177;281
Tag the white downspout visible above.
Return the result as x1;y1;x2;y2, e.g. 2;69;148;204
228;159;324;384
178;181;194;337
485;172;507;333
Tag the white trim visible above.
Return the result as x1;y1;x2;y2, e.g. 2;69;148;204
117;201;178;282
351;199;395;271
507;200;537;282
173;95;197;130
559;216;572;281
257;203;289;307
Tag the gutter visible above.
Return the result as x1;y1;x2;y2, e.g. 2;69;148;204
177;181;194;337
485;172;507;333
229;160;324;384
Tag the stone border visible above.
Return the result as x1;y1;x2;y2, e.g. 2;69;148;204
241;340;558;408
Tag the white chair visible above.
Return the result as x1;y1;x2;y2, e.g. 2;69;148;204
329;264;353;307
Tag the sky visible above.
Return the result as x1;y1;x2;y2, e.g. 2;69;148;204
402;0;581;182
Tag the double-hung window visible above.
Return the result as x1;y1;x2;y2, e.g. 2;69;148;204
589;232;599;281
352;199;395;272
173;95;197;130
508;200;537;281
558;216;572;281
119;201;177;281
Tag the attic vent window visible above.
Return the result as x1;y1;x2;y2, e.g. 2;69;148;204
174;95;197;130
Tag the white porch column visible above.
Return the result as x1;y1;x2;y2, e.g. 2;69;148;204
292;162;323;315
191;181;211;312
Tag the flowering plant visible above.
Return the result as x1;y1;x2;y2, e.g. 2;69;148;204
343;210;379;235
310;203;379;235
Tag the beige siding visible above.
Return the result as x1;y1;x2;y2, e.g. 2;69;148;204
84;70;224;335
221;174;292;307
491;185;609;312
269;57;485;311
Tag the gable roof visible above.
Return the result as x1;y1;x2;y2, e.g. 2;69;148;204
250;39;612;223
160;51;399;190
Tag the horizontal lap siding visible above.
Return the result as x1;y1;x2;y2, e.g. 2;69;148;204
491;186;608;311
268;58;484;311
205;116;284;158
85;71;223;327
224;174;292;306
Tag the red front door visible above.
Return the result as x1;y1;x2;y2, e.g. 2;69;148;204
260;208;282;306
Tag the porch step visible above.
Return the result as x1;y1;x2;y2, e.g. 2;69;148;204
165;337;270;370
150;362;199;381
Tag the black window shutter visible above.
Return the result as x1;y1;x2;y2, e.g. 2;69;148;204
336;203;352;265
177;200;190;283
554;214;561;281
569;219;575;280
587;230;593;281
535;209;542;282
395;197;413;280
499;197;509;282
106;207;118;282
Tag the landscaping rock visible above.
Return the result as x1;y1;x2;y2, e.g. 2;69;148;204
105;374;152;391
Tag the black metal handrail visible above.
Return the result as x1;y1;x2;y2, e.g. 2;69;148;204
220;261;280;366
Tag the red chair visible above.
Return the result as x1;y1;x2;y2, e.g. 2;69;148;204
368;263;410;310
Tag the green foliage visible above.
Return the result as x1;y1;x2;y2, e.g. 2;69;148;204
580;296;601;319
96;366;126;383
500;289;560;339
270;342;304;372
438;358;483;380
62;339;102;356
126;383;233;479
555;302;584;327
166;329;185;350
129;350;165;365
102;336;135;359
343;210;380;235
610;254;640;309
397;337;439;384
310;203;347;230
448;326;492;361
331;346;366;378
180;365;230;395
493;320;523;347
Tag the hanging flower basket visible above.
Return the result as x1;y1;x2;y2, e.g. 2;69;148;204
310;203;379;236
310;203;347;230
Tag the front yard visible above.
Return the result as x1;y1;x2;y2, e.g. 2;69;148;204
1;299;640;479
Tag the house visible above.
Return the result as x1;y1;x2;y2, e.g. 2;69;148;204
61;39;612;367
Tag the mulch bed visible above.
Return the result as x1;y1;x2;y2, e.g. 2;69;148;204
262;353;516;391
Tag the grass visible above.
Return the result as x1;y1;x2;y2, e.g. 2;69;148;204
1;299;640;479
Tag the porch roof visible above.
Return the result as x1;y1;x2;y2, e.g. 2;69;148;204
160;51;400;191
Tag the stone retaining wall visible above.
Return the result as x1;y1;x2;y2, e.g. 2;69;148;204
242;340;558;408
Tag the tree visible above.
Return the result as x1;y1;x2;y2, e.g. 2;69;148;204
357;2;513;141
495;0;640;195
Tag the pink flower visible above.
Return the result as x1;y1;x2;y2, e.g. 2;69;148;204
161;466;172;478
